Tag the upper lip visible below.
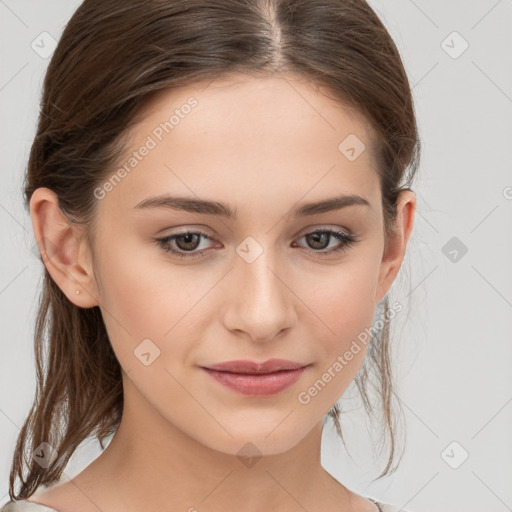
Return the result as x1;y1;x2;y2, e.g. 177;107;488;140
201;358;309;374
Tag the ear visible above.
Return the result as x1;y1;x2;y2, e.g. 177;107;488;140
374;189;416;305
29;187;99;308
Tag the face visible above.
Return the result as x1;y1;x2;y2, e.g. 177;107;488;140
80;73;398;456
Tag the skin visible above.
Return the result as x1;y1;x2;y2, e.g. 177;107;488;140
28;72;415;512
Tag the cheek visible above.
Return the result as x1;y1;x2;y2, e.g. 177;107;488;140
93;237;183;329
300;258;379;341
92;241;214;369
294;256;380;396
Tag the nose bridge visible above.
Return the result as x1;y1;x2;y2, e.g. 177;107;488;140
242;246;280;302
226;236;295;341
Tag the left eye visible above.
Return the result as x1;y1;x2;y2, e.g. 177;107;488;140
155;228;358;259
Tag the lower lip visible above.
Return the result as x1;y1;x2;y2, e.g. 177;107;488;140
201;366;308;396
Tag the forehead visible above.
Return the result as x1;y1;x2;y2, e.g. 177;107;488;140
138;72;376;144
100;72;381;218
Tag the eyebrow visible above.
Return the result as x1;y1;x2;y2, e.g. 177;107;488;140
134;193;371;219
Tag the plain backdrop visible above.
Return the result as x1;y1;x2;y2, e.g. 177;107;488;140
1;1;511;511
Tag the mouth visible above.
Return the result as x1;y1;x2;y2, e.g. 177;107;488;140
201;358;309;374
199;359;311;396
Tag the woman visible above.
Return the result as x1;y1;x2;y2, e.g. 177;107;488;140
2;0;420;510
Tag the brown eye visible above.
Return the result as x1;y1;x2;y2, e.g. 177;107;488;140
294;229;357;256
305;231;331;250
155;228;358;261
173;233;202;251
155;230;214;259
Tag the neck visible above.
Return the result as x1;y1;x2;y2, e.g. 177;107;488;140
76;375;350;512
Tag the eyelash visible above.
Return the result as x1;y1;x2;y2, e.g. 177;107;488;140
154;228;358;260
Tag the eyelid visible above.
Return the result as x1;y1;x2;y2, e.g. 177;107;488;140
296;224;354;237
154;225;358;260
154;229;218;259
157;224;353;240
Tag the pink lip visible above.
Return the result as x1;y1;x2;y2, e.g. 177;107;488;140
202;358;307;374
200;359;310;396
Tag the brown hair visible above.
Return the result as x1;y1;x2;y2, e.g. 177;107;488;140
9;0;420;500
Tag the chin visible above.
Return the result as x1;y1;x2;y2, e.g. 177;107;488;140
199;427;310;459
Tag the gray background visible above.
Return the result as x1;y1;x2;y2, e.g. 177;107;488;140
1;1;511;511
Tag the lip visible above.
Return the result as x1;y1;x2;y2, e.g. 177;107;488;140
202;358;308;374
200;359;311;397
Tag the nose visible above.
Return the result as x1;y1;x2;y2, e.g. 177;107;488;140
221;245;297;343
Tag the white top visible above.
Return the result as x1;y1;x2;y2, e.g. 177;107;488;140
1;502;58;512
1;497;414;511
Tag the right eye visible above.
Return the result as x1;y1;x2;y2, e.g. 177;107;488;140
154;230;216;260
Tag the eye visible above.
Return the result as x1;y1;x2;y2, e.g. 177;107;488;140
155;230;215;259
292;228;358;257
154;228;358;260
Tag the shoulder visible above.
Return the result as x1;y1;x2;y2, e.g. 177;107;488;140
1;498;412;512
1;479;83;512
368;497;415;512
0;500;59;512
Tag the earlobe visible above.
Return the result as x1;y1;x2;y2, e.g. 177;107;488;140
374;190;416;305
30;187;99;308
